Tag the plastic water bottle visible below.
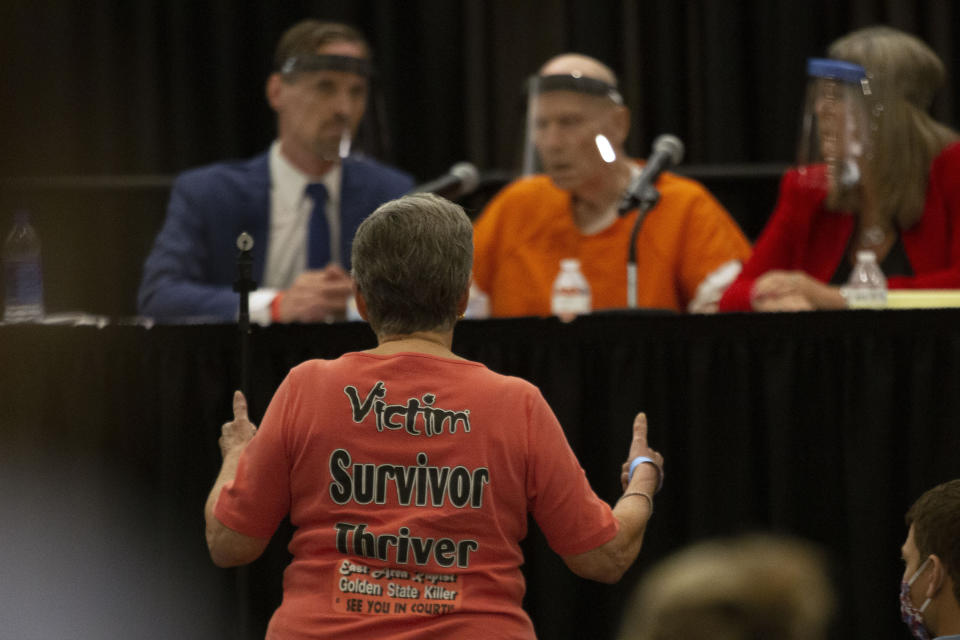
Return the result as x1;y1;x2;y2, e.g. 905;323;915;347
3;210;45;322
551;258;591;322
843;250;887;309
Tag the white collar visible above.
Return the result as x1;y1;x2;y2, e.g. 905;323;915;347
269;141;342;208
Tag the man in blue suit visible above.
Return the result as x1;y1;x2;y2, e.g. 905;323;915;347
138;20;413;324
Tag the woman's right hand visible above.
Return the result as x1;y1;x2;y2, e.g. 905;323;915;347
750;270;845;311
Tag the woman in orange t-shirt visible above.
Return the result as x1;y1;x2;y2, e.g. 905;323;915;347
204;193;665;639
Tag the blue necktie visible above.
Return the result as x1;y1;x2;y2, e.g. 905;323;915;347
305;182;329;268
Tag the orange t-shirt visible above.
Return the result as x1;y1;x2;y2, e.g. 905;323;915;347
473;171;751;316
215;352;618;640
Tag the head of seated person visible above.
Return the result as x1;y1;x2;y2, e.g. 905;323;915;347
528;54;631;211
617;533;835;640
821;26;958;228
268;20;374;176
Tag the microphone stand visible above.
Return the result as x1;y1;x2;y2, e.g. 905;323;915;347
231;231;256;639
234;232;256;397
624;184;661;309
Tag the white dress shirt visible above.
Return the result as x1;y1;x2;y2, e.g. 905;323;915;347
249;142;342;325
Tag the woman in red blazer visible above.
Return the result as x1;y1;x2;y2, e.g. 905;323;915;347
720;27;960;312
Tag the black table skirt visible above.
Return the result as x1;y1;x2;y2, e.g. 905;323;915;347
3;310;957;639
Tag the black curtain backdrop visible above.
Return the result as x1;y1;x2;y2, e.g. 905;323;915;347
3;312;960;639
1;0;957;178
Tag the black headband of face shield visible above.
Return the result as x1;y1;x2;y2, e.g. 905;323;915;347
278;54;374;78
527;74;623;104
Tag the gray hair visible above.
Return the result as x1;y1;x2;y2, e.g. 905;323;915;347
351;193;473;336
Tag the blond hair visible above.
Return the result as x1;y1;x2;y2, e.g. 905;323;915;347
827;26;958;228
618;534;835;640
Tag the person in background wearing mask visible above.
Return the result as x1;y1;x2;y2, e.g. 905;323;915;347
138;20;413;324
900;479;960;640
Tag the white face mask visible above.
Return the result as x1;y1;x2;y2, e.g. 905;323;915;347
899;557;932;640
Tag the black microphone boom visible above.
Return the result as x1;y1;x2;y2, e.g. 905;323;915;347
410;162;480;200
618;134;685;215
622;134;685;308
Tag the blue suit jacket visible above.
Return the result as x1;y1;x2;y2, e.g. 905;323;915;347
137;151;413;322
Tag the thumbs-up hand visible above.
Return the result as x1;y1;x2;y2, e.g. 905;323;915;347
219;390;258;458
619;412;664;492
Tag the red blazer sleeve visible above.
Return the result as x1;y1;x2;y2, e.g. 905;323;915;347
719;170;825;311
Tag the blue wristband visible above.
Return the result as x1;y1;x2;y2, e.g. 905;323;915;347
628;456;663;491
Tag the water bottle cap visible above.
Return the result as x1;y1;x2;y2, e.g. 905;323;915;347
560;258;581;269
856;250;877;262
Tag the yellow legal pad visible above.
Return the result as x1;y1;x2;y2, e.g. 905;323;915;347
885;290;960;308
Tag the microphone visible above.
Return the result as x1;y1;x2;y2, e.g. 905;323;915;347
619;134;685;214
410;162;481;200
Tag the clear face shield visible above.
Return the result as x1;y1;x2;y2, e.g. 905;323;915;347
277;53;389;161
521;74;625;186
796;58;872;195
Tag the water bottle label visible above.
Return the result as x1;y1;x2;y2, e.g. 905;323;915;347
551;292;591;315
844;286;887;309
